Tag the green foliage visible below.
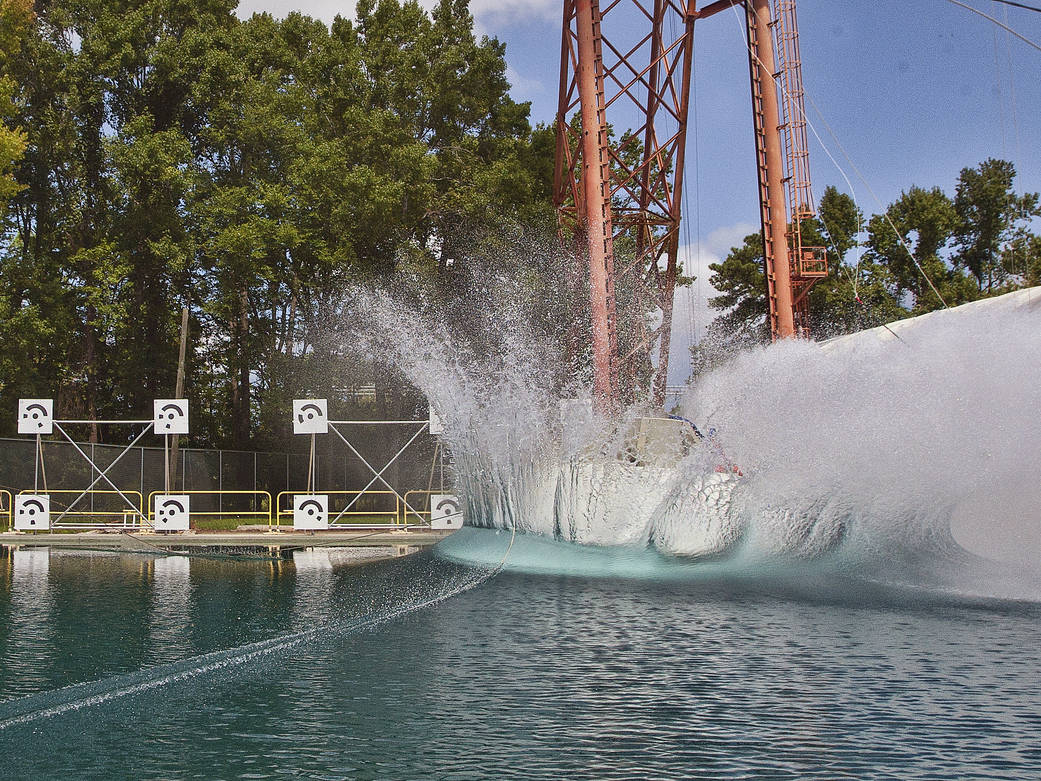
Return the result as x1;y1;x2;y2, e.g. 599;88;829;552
5;0;1040;437
0;0;548;444
706;231;767;342
0;0;31;210
953;158;1040;292
703;164;1040;361
863;185;966;313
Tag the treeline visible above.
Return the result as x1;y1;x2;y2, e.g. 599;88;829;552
5;2;1040;446
0;0;554;447
704;158;1041;348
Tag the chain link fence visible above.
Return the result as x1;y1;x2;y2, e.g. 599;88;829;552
0;427;443;518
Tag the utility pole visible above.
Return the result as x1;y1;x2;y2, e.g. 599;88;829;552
169;306;189;490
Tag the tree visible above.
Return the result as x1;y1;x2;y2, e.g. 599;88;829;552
0;0;552;444
864;185;976;314
1012;233;1041;288
704;188;889;340
804;187;906;336
706;231;768;341
0;0;30;212
953;158;1040;292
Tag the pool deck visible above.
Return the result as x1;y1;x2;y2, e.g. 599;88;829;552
0;528;454;553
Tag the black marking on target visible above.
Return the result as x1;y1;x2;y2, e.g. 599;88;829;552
436;497;460;515
159;499;185;515
19;499;44;522
160;404;184;429
299;499;323;516
23;404;48;426
297;403;324;424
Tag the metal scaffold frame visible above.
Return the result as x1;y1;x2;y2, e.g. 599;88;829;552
554;0;696;411
555;0;828;400
291;399;455;530
13;398;190;530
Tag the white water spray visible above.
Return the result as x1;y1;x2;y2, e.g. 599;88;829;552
356;277;1041;591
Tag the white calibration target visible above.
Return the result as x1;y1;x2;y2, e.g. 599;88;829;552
293;399;328;435
18;399;53;435
153;399;189;435
293;494;329;530
154;494;190;531
15;494;50;531
430;494;463;530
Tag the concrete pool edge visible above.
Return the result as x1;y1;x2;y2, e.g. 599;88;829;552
0;528;455;553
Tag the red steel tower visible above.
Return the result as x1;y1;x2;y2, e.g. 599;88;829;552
553;0;826;414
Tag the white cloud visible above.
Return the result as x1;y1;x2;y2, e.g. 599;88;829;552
505;64;545;103
236;0;346;22
704;221;756;258
234;0;548;96
468;0;558;23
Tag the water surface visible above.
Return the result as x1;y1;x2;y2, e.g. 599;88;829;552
0;537;1039;779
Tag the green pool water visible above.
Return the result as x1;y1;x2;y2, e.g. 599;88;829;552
0;533;1039;779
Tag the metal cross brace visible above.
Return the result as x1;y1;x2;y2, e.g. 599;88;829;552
326;422;430;525
51;423;152;525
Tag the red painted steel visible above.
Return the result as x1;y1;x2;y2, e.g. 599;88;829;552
554;0;826;407
772;0;827;335
747;0;796;339
554;0;696;409
574;0;620;413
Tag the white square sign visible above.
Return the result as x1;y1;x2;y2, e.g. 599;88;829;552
430;494;463;530
293;399;328;435
18;399;53;435
14;494;50;531
154;494;190;531
428;404;444;435
154;399;189;435
293;494;329;530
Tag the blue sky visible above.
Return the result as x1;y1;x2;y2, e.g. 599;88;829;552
236;0;1041;378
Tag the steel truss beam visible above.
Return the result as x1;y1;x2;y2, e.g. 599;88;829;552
554;0;695;411
556;0;827;404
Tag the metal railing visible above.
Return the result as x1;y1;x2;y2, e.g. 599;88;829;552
0;487;448;533
148;490;273;530
19;489;146;529
0;490;11;531
275;490;403;529
400;490;444;526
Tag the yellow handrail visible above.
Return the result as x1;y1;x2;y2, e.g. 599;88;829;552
0;489;11;531
17;489;145;528
275;490;401;529
401;489;445;526
147;490;273;530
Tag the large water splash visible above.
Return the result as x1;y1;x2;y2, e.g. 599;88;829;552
352;274;1041;592
683;289;1041;570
